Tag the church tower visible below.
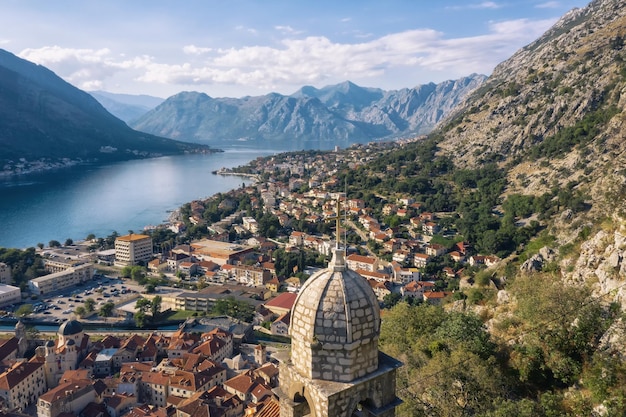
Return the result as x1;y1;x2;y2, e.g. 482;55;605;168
15;320;27;357
277;244;402;417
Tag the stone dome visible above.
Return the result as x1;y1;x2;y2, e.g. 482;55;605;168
289;248;380;382
59;319;83;336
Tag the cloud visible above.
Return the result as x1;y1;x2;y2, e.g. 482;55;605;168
535;1;561;8
18;16;558;94
183;45;212;55
235;25;258;35
18;46;153;90
274;25;304;35
447;1;503;10
340;17;352;23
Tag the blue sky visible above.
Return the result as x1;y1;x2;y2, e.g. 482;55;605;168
0;0;589;98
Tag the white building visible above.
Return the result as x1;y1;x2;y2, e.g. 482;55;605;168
242;217;259;233
29;263;93;296
0;263;11;285
114;234;153;266
0;359;47;412
0;284;21;307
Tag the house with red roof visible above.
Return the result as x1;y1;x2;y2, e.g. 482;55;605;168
264;292;297;316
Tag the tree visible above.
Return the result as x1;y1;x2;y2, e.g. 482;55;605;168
36;243;44;250
98;302;115;317
134;311;147;328
75;306;86;317
26;325;40;340
64;238;74;246
212;297;255;322
15;304;33;317
84;298;96;312
383;292;402;308
49;240;61;248
135;298;151;314
150;295;162;318
131;266;147;283
86;233;96;241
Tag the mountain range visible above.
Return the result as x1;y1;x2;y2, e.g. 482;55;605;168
0;49;209;169
88;91;164;124
128;75;486;146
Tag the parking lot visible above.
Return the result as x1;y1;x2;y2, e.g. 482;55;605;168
24;275;143;323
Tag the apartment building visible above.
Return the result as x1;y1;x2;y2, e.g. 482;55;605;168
0;284;21;307
0;263;11;285
0;359;47;411
29;263;93;295
114;234;153;266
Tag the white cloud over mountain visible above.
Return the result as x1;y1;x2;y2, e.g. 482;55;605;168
18;17;558;96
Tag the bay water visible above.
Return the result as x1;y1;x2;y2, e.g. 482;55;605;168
0;148;279;249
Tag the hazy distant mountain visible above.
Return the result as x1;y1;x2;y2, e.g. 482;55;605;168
89;91;164;123
0;49;207;168
130;75;486;146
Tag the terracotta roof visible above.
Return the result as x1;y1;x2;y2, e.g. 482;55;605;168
0;359;43;390
224;372;258;394
193;337;226;358
346;254;377;264
81;402;109;417
141;370;170;386
255;363;279;380
126;404;168;417
252;396;281;417
264;292;297;311
273;312;290;327
39;380;93;403
0;338;18;362
116;234;150;242
60;368;92;383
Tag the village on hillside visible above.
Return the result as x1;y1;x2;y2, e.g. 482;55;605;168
0;140;507;417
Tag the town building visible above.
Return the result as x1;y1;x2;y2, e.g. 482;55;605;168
0;284;20;308
0;263;11;285
0;358;47;411
242;217;259;233
345;254;379;272
114;234;153;266
37;379;95;417
189;239;254;266
232;265;271;286
28;263;93;295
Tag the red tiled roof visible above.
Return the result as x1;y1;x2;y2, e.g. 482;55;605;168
264;292;297;311
0;359;43;390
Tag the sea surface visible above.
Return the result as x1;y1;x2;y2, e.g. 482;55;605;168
0;147;284;249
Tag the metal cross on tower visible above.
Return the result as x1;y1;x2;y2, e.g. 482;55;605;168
325;197;345;250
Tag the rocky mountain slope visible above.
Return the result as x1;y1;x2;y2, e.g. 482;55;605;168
435;0;626;238
433;0;626;388
0;49;207;169
130;75;486;146
89;90;164;123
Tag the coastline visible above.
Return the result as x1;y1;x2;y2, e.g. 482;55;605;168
212;167;260;182
0;149;259;250
0;148;223;179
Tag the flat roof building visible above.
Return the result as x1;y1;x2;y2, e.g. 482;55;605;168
29;263;93;296
190;239;254;266
115;234;153;267
0;284;21;308
0;263;11;285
